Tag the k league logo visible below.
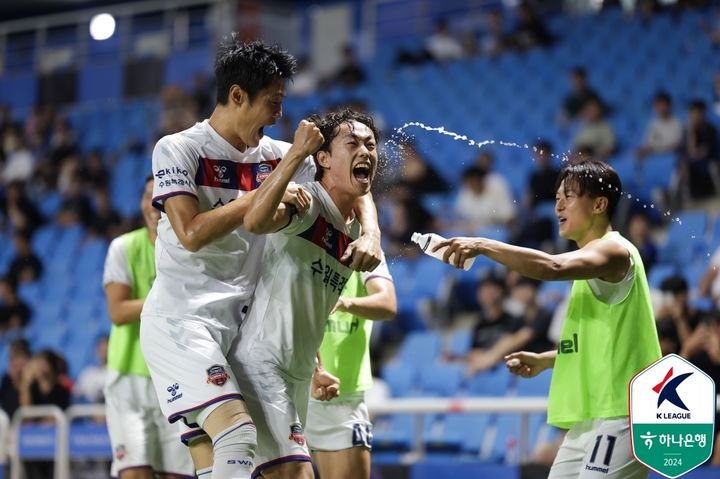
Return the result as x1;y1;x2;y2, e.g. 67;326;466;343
629;354;716;478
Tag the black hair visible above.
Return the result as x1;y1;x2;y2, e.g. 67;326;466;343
654;90;671;105
660;275;688;294
689;99;707;112
145;174;154;184
306;108;379;181
214;36;297;105
462;166;488;181
10;338;30;357
571;66;586;78
534;139;553;155
554;159;622;220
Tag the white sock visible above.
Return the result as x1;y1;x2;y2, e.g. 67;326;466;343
197;466;212;478
212;422;257;479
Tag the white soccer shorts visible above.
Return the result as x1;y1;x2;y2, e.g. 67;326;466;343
305;393;373;452
232;359;313;477
105;372;195;477
549;417;650;479
139;314;244;428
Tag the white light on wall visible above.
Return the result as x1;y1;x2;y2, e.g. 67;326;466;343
89;13;116;41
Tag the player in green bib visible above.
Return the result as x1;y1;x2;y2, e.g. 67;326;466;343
305;259;396;479
102;176;194;479
434;160;661;478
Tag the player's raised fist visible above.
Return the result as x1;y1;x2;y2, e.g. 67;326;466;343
292;120;324;157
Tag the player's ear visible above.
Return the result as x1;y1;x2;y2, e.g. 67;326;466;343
229;85;245;107
316;150;330;170
594;196;608;215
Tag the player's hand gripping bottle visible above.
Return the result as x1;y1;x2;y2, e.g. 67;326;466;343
411;232;475;271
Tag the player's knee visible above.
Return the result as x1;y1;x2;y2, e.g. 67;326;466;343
188;434;214;470
262;461;314;479
118;467;154;479
202;399;253;439
210;422;257;477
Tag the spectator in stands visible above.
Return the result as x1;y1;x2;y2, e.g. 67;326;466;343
558;67;601;126
656;317;680;356
191;72;215;119
1;126;35;184
514;140;561;247
452;163;515;232
571;97;616;159
79;149;110;191
7;231;43;284
466;273;523;375
89;188;123;239
702;5;720;47
0;277;31;334
73;336;108;404
48;116;77;164
656;275;703;346
0;181;44;236
480;9;511;57
468;275;553;374
626;213;657;272
425;18;464;62
287;56;318;97
0;338;31;418
57;174;94;227
635;91;683;160
508;1;554;51
381;186;435;258
699;243;720;310
19;349;71;410
330;44;366;88
678;99;718;199
159;84;199;136
19;349;71;479
394;140;448;195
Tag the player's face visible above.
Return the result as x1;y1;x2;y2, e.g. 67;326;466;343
236;79;285;148
323;121;377;196
141;180;160;229
555;179;595;241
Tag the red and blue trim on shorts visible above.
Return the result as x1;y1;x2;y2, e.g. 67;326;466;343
251;454;312;479
168;393;244;428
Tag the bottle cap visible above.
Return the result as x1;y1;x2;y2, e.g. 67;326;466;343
410;232;421;243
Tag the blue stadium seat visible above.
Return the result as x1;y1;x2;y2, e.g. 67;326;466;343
515;369;553;397
381;362;418;398
488;413;545;463
446;328;473;358
397;331;443;368
418;362;465;397
372;414;415;452
466;365;512;397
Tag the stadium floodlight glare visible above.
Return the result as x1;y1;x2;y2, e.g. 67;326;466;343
89;13;116;41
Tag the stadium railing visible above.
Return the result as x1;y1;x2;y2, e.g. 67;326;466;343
370;396;549;461
0;408;8;479
10;405;68;479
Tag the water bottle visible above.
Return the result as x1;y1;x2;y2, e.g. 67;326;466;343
410;232;475;271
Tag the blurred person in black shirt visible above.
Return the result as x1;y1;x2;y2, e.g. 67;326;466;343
0;338;31;417
7;231;43;284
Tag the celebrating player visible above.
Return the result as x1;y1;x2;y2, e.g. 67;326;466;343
435;160;661;479
236;109;380;478
305;260;396;479
139;38;381;479
103;176;195;479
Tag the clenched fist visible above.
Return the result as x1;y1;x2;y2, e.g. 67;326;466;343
291;120;324;158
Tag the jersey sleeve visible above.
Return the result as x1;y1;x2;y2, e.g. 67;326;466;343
103;237;131;287
279;182;322;236
151;135;199;212
361;252;393;284
291;156;317;184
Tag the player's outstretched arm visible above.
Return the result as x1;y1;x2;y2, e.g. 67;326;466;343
244;120;323;234
342;193;382;272
331;277;396;320
433;236;630;282
505;350;557;378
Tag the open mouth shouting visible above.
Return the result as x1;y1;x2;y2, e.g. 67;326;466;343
352;163;372;185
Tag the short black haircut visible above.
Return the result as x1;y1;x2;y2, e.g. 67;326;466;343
10;338;30;357
654;91;671;105
534;139;553;155
571;66;586;78
214;36;296;105
307;108;379;181
689;99;707;112
660;275;688;294
555;159;622;220
462;166;488;181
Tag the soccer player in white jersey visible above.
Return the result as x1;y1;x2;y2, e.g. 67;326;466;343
305;257;396;479
103;176;195;479
239;109;380;478
139;38;381;479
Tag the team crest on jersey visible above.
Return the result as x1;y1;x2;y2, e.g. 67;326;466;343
289;423;305;446
206;365;229;386
115;445;127;460
256;163;273;184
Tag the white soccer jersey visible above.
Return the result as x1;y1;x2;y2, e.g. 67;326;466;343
144;120;315;323
237;181;362;378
